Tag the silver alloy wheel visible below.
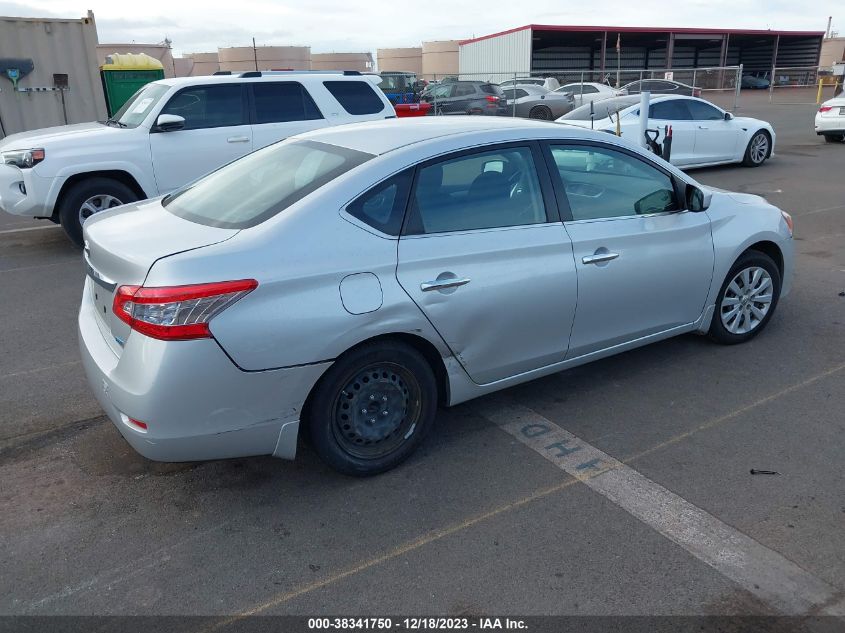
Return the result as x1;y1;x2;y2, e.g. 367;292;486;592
749;133;769;164
720;266;774;334
78;194;124;226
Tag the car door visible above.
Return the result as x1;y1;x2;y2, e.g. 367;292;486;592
431;83;457;114
685;99;741;163
249;81;326;151
149;84;252;194
396;143;578;385
450;83;477;114
647;99;697;166
545;142;714;359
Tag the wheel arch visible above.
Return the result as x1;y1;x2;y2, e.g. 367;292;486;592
744;240;783;277
300;331;451;427
52;170;149;221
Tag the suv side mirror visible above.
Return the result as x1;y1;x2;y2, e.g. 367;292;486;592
724;112;733;121
686;184;712;212
154;114;185;132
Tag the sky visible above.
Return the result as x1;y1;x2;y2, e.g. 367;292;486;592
0;0;840;57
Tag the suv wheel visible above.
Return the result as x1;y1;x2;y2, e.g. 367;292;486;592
823;134;845;143
58;177;138;247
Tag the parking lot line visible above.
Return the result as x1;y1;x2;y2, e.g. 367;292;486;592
0;225;61;235
624;361;845;466
479;401;843;616
203;362;845;625
796;203;845;218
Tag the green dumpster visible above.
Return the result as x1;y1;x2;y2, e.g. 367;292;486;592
100;53;165;117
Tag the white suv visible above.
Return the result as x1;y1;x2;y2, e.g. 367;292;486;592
0;71;394;245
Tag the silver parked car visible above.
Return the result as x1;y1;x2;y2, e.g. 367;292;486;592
80;118;794;476
500;85;575;120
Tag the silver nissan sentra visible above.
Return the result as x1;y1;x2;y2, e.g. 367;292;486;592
79;117;794;476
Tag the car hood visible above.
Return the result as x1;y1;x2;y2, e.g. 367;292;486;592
704;186;767;206
0;122;126;151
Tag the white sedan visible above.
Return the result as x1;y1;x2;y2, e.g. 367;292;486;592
815;95;845;142
557;95;775;168
555;82;625;107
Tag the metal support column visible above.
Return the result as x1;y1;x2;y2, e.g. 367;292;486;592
666;33;675;69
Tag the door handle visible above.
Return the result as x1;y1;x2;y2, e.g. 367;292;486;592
698;125;709;130
420;277;471;292
227;136;250;143
582;252;619;265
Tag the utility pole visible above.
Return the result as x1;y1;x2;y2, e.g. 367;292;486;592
252;37;258;71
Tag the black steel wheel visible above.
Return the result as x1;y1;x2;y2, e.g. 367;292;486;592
307;341;437;476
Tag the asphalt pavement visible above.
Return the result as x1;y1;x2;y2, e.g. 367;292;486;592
0;93;843;623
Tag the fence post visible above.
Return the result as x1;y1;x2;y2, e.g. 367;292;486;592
512;71;517;117
433;73;438;116
768;65;774;103
692;69;697;94
734;64;742;111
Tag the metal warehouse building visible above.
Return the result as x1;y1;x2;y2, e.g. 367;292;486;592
459;25;826;77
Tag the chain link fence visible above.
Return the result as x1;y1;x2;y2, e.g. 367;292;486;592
419;66;743;119
767;66;836;104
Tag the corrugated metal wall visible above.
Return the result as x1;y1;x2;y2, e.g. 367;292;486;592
459;29;532;82
0;11;106;139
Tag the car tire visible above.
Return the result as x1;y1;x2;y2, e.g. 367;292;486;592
306;341;438;476
708;250;781;345
529;105;553;120
823;134;845;143
58;177;138;247
742;130;771;167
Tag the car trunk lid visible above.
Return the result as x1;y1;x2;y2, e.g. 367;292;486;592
82;198;239;352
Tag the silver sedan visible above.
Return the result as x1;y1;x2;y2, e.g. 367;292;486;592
79;118;794;476
501;84;575;120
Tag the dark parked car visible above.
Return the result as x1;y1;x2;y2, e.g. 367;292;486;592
621;79;702;98
741;74;771;90
420;81;507;116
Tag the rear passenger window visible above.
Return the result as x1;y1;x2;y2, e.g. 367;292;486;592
404;147;547;235
346;172;412;236
253;82;323;123
323;81;385;115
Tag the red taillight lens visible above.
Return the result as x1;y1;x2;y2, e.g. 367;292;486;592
485;95;499;103
113;279;258;341
818;105;833;113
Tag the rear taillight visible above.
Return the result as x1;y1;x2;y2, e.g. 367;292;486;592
485;95;499;103
693;89;702;98
113;279;258;341
818;105;833;113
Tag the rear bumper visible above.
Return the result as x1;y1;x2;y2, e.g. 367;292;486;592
0;164;57;218
815;115;845;134
78;281;330;462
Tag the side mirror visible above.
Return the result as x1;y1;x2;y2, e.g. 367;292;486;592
154;114;185;132
686;184;712;212
724;112;733;121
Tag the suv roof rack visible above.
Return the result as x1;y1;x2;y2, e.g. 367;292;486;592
212;70;232;75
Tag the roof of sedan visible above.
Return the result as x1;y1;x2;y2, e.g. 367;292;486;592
295;117;595;155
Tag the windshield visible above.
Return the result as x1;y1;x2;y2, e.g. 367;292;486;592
109;83;171;128
379;75;407;91
163;139;373;229
561;96;641;121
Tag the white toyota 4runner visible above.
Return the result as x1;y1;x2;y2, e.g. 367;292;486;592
0;71;394;245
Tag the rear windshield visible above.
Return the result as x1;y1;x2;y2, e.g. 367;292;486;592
561;96;641;121
163;139;373;229
323;80;386;115
480;83;504;96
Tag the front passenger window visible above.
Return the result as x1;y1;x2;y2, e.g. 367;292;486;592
551;145;679;221
160;85;245;130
